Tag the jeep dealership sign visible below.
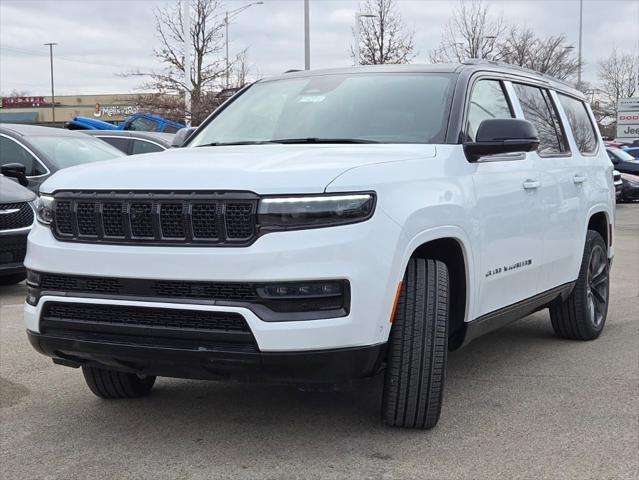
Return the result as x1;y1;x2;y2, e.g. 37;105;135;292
617;97;639;139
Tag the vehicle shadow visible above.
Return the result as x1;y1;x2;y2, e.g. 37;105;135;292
51;312;564;440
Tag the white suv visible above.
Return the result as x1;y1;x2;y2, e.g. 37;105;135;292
25;63;614;429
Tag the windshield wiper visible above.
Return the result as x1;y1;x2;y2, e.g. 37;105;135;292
197;137;381;147
196;140;275;147
268;137;380;144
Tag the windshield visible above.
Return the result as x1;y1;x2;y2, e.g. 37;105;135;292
29;136;124;169
190;73;456;146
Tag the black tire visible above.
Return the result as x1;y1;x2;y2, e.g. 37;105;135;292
82;366;156;399
550;230;610;340
0;273;26;286
382;258;449;429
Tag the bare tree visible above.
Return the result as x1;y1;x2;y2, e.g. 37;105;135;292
350;0;415;65
430;1;578;82
499;28;579;80
429;0;504;63
598;49;638;117
123;0;228;124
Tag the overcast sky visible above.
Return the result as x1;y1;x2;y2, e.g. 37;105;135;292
1;0;637;96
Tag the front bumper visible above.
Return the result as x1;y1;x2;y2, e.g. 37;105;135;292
27;329;385;383
25;211;405;352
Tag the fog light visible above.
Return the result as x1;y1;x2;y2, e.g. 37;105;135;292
256;281;343;299
26;287;39;306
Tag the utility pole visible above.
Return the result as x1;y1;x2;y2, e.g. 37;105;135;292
577;0;583;87
183;0;191;126
225;11;230;88
304;0;310;70
225;2;263;87
354;12;376;65
44;43;57;125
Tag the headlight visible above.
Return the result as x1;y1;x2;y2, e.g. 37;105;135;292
257;193;375;230
36;195;54;225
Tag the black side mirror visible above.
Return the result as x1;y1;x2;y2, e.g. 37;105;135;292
464;119;540;162
1;163;28;186
172;127;197;148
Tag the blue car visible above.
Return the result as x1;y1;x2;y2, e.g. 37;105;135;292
66;112;184;133
623;146;639;159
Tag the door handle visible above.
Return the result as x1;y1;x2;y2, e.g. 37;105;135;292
573;174;587;184
522;180;541;190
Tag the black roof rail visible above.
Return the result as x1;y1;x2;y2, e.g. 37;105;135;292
283;69;303;74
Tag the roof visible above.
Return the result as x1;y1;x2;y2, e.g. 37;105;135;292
264;60;584;99
81;130;175;146
0;123;88;138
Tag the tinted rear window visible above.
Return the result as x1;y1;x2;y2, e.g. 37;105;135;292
557;94;599;154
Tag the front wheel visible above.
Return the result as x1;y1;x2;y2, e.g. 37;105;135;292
82;366;156;399
382;258;449;429
550;230;610;340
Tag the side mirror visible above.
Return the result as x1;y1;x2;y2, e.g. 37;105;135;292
1;163;28;186
172;127;197;148
464;119;540;162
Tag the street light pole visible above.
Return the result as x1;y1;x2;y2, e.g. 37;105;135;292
304;0;310;70
44;42;57;125
183;0;192;126
225;2;263;88
577;0;583;87
354;12;376;65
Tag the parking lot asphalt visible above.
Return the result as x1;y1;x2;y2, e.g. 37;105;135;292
1;204;637;480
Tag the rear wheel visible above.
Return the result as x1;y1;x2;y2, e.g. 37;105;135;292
382;258;449;429
550;230;609;340
82;366;156;399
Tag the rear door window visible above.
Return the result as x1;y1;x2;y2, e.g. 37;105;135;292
557;94;599;154
466;80;514;142
513;83;569;156
98;136;131;154
131;139;164;155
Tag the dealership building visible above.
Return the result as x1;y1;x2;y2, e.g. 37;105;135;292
0;94;145;126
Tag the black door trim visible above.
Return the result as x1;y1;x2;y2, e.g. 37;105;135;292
461;281;576;347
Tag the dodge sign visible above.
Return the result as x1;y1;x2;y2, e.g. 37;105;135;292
617;97;639;140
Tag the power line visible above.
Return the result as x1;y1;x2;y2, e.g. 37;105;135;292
0;46;155;70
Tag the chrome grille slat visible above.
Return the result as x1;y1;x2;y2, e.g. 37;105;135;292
52;193;257;246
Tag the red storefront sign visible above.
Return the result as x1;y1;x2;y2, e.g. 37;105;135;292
1;96;50;108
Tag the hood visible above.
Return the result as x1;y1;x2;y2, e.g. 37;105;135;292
40;144;436;194
0;176;37;203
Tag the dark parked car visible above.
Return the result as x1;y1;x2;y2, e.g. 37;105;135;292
607;147;639;175
81;130;174;155
0;124;124;192
0;175;36;284
619;173;639;202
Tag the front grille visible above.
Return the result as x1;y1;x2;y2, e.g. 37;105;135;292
0;202;34;231
39;273;259;302
40;302;257;350
0;234;28;265
52;192;257;246
43;302;249;332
